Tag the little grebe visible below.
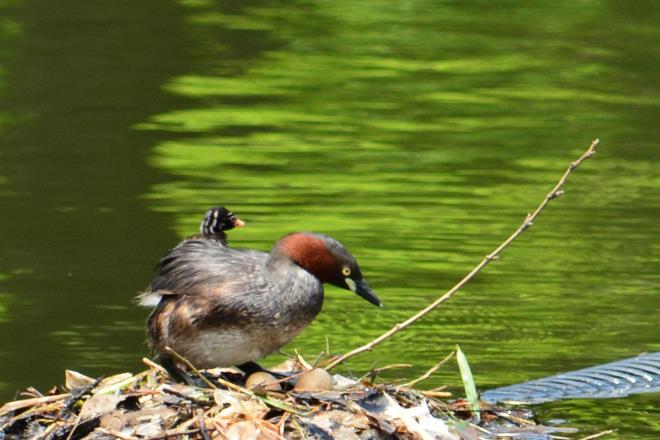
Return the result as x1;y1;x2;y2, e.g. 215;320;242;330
199;206;245;243
138;206;380;381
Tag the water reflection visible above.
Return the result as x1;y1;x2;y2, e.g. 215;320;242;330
137;1;660;436
138;0;660;373
0;0;196;394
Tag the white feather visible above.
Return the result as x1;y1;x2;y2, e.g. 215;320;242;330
136;291;162;307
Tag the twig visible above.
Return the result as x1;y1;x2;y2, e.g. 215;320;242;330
95;427;138;440
472;423;494;436
357;363;413;383
142;357;168;374
95;371;148;396
293;350;313;370
278;412;291;438
310;351;328;368
161;385;210;406
493;411;537;427
20;387;44;399
65;410;84;440
290;416;307;439
428;385;449;392
161;409;213;436
165;346;258;398
213;421;231;440
165;346;265;399
148;428;215;440
165;347;286;405
0;393;70;416
400;351;455;388
577;429;616;440
420;390;452;398
325;139;599;370
164;347;219;390
197;408;212;440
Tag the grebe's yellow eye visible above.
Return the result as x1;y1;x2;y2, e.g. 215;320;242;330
342;266;351;277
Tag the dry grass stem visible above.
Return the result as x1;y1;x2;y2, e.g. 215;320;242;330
142;357;168;373
95;427;139;440
161;386;208;406
293;350;313;370
164;347;258;398
64;410;83;440
197;408;211;440
421;390;452;399
401;351;455;388
164;347;219;391
577;430;616;440
0;394;70;416
358;363;413;383
325;139;599;369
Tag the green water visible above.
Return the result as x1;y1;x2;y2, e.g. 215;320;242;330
0;0;658;437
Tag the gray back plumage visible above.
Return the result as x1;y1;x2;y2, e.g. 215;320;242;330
150;239;267;294
147;238;324;323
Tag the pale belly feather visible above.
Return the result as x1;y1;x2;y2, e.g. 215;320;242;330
172;322;310;368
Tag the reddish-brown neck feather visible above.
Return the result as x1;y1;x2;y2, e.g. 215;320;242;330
277;234;339;283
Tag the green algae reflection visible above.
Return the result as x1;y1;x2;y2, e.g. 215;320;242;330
136;1;660;392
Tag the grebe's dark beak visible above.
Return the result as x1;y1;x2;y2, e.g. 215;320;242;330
347;278;382;307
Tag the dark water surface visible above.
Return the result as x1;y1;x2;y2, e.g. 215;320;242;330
1;0;658;437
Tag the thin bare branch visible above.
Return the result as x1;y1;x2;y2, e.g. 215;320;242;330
95;428;138;440
165;346;255;397
142;357;168;374
65;410;83;440
325;139;599;370
577;429;616;440
197;408;212;440
400;350;455;388
357;363;413;383
164;346;219;391
0;393;70;417
420;390;452;399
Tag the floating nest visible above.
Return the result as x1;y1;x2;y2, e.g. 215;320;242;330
0;355;580;440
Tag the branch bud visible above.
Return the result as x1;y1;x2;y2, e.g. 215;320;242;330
549;190;564;199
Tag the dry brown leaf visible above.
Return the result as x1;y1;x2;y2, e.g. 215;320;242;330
100;409;125;431
64;369;96;390
80;394;122;419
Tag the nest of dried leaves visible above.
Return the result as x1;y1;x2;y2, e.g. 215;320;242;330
0;354;580;440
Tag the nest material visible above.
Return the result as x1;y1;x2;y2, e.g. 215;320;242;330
0;360;574;440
